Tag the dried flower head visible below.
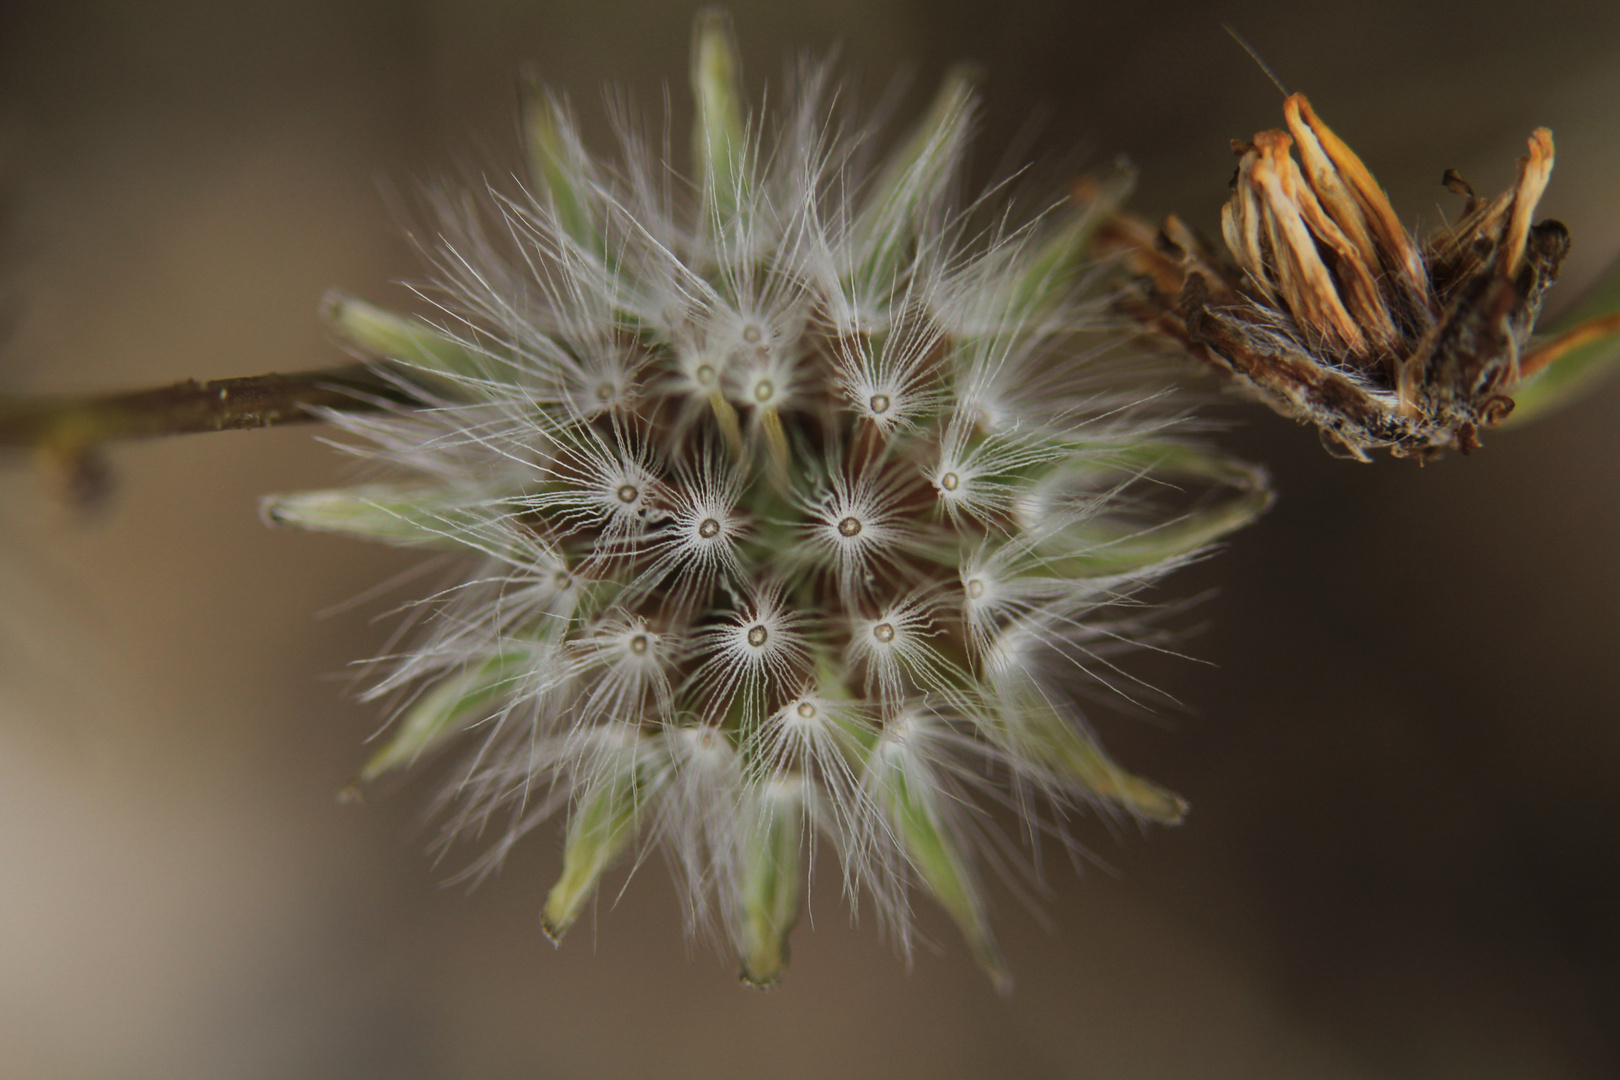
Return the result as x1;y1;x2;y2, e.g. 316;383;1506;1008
262;10;1269;989
1108;93;1573;460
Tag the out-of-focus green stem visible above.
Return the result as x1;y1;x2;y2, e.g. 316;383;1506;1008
1508;255;1620;426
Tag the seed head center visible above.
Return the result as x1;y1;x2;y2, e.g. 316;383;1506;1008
837;516;863;537
696;363;716;385
795;701;816;719
742;324;763;344
595;382;615;402
940;471;960;491
552;570;573;589
746;624;769;648
872;622;896;643
753;378;775;402
869;393;890;414
628;634;649;655
967;578;986;599
698;517;721;539
616;483;639;504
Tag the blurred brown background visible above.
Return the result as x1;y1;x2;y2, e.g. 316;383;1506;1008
1;1;1617;1077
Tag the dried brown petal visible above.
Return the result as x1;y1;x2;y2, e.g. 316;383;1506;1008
1106;93;1572;461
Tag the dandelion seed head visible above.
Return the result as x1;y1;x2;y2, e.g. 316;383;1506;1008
274;13;1270;989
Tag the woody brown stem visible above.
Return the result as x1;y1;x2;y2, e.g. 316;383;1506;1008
0;364;419;456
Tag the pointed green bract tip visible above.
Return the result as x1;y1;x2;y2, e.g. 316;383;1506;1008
538;909;567;947
1021;446;1273;577
360;654;533;782
872;744;1010;991
520;73;600;246
898;63;979;174
736;778;806;989
258;485;490;551
691;7;748;227
323;292;485;381
930;63;982;119
849;62;981;294
1066;747;1189;826
990;687;1188;825
692;8;740;81
541;738;653;944
1008;160;1137;319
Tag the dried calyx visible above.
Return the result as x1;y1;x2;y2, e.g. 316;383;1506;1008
1108;92;1571;460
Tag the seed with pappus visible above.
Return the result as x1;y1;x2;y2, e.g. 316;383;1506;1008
262;10;1270;990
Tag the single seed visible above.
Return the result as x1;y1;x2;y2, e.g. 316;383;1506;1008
696;363;716;385
747;624;769;648
628;634;649;655
698;517;721;539
753;378;775;402
940;472;960;491
837;516;862;537
742;324;763;343
967;578;986;599
869;393;891;414
873;622;896;643
795;701;816;719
